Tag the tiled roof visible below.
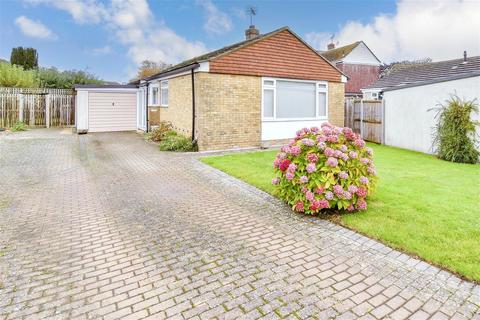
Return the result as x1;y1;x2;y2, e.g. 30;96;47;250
145;27;289;81
319;42;361;62
365;56;480;90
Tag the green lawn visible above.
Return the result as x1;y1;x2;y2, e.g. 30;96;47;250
201;144;480;282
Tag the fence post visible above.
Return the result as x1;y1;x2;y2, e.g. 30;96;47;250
45;94;50;128
360;99;364;139
19;94;24;122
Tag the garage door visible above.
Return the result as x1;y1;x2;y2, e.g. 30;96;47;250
88;92;137;132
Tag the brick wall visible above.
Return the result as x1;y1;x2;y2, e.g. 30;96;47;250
328;82;345;127
336;63;380;95
158;74;193;137
195;73;261;151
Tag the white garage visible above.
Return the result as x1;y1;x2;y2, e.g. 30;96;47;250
75;85;141;133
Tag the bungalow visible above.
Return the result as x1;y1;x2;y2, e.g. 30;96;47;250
76;26;347;151
320;41;381;99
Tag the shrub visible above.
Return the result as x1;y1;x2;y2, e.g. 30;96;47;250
10;121;27;132
145;121;173;142
158;131;197;152
0;63;40;88
272;123;377;214
432;95;479;164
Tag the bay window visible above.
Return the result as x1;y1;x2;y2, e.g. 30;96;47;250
262;78;328;120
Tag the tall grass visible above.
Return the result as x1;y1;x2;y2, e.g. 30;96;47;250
0;62;40;88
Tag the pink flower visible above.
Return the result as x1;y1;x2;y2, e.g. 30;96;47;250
325;191;334;200
317;142;327;150
355;139;365;148
322;127;332;135
306;191;315;201
366;147;373;156
279;159;291;172
315;186;324;194
359;176;369;185
290;146;301;156
349;151;358;159
347;204;355;212
301;187;308;193
348;185;358;194
356;198;367;210
327;135;339;143
356;186;367;198
310;127;319;133
271;178;280;185
334;150;343;158
340;145;348;152
341;153;349;161
306;163;316;173
316;135;326;143
277;152;287;160
300;176;309;184
295;201;305;212
360;157;370;165
324;147;335;157
333;184;343;195
281;145;291;153
273;158;281;168
368;166;377;175
285;172;295;180
326;157;338;167
310;201;320;212
287;163;297;173
338;171;349;179
301;138;315;146
343;191;352;200
306;153;319;163
318;199;330;209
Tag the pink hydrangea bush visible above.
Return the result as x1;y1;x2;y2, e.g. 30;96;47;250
272;123;377;214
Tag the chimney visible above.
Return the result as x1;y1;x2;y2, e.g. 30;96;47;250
245;25;259;40
464;50;467;62
327;42;335;50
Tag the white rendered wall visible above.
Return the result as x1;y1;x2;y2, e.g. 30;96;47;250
383;76;480;154
342;43;380;65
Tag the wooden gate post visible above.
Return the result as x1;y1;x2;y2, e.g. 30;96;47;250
19;94;24;122
45;94;51;128
360;99;364;138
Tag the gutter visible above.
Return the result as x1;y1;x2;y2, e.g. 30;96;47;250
145;63;200;82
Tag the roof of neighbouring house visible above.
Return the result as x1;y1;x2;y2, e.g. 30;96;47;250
319;42;361;62
143;26;345;82
364;55;480;91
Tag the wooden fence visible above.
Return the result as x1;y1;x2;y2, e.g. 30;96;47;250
0;87;75;128
345;99;384;143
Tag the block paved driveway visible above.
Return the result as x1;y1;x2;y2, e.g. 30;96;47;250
0;129;479;320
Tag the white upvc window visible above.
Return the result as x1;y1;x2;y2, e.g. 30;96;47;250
160;80;168;107
149;83;159;106
262;78;328;121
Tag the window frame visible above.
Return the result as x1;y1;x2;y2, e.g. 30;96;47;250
160;80;169;107
261;77;328;121
149;83;160;106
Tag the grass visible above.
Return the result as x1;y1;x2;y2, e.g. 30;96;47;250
201;144;480;282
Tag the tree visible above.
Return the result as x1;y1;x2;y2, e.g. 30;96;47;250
134;60;171;80
38;67;103;89
10;47;38;70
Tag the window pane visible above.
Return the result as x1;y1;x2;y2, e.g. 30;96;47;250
151;87;158;104
318;92;327;117
318;83;327;89
161;87;168;105
276;81;316;118
263;89;274;117
264;80;274;86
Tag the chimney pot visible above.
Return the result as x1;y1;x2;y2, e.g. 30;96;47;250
327;42;335;50
245;25;259;40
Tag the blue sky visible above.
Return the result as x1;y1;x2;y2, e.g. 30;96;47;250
1;0;478;83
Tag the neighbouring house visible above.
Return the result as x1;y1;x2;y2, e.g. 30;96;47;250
75;26;347;151
320;41;381;99
367;54;480;154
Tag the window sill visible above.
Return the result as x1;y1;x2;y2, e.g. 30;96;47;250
262;117;328;122
148;104;160;108
160;105;168;108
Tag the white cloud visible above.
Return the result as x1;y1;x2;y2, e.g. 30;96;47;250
15;15;57;40
26;0;208;78
305;0;480;63
196;0;233;35
25;0;107;24
88;45;112;56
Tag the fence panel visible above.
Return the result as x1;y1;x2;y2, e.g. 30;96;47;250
0;87;75;128
344;99;383;143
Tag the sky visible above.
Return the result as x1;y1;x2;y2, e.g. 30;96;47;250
1;0;479;83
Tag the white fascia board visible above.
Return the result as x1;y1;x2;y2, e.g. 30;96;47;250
197;61;209;72
75;88;138;93
341;75;348;83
